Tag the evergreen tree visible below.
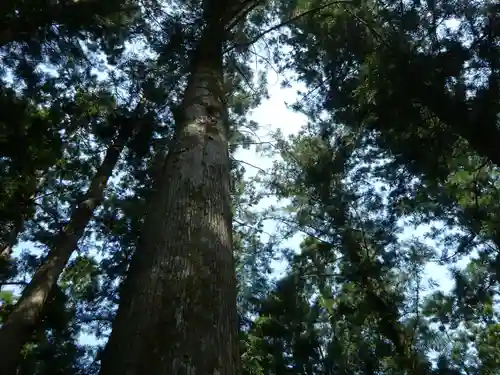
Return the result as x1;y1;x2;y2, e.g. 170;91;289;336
1;0;500;373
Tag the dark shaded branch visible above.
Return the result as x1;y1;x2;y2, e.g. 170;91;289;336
225;0;266;32
224;0;354;53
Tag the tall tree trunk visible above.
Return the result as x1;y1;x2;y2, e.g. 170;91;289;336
98;4;239;375
0;125;133;375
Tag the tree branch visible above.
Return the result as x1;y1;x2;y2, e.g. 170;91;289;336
224;0;354;53
225;0;266;32
232;158;267;173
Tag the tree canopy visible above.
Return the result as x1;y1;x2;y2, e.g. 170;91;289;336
0;0;499;374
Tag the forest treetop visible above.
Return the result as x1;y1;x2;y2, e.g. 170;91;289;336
0;0;499;374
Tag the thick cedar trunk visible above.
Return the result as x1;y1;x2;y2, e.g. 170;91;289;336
0;127;132;375
98;5;239;375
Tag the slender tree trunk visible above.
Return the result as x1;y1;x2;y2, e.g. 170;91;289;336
0;125;133;375
98;4;239;375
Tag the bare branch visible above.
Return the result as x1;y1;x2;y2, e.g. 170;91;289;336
232;158;267;173
230;140;275;146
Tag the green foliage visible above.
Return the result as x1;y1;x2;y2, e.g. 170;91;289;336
1;0;500;374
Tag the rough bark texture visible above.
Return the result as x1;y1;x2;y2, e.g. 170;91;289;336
98;7;239;375
0;128;131;375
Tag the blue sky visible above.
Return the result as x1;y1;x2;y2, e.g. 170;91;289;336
235;69;456;293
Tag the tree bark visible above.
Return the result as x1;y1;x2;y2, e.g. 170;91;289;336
0;125;133;375
98;4;239;375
